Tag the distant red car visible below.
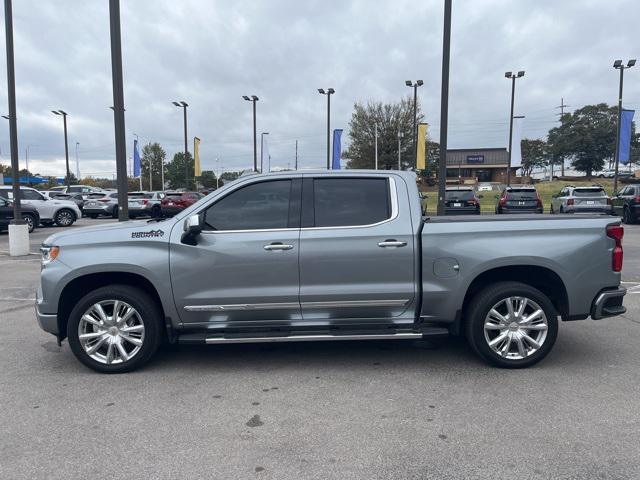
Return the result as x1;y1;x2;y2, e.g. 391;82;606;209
160;192;204;217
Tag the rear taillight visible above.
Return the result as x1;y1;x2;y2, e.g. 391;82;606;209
98;198;110;203
499;197;507;206
142;199;149;205
607;197;612;205
606;225;624;272
536;195;542;208
634;196;640;204
467;199;478;206
567;198;574;206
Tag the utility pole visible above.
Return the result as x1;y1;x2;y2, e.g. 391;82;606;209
295;140;298;170
108;0;129;221
75;142;80;179
436;0;452;216
406;80;424;169
555;97;569;176
374;123;378;170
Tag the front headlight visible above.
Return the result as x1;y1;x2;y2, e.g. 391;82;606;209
40;245;60;266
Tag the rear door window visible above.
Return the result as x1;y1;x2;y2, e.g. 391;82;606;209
311;177;390;227
574;188;605;197
445;190;474;201
506;189;537;200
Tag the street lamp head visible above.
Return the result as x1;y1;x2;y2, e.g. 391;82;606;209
59;110;68;115
405;80;412;86
318;88;326;94
251;95;259;101
505;71;512;78
242;95;250;101
172;101;180;106
417;80;424;86
613;59;623;68
327;88;335;94
180;101;188;107
2;115;9;120
517;71;525;77
628;59;636;67
51;110;60;115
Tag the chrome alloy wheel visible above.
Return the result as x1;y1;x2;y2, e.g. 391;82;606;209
78;300;145;365
56;210;74;226
483;296;549;360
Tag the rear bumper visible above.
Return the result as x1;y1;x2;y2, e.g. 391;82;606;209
83;206;112;215
564;206;613;214
498;208;543;214
444;208;480;215
591;287;626;320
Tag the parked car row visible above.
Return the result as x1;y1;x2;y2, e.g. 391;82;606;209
0;186;82;230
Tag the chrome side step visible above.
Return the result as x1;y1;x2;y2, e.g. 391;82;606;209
204;332;423;345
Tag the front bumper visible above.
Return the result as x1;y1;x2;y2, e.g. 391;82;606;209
591;287;626;319
35;301;58;335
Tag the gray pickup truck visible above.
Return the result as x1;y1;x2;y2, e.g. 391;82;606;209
35;170;626;373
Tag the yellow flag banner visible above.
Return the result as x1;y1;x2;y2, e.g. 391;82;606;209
194;136;201;176
416;123;428;170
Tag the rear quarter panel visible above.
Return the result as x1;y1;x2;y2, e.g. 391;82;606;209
420;216;621;323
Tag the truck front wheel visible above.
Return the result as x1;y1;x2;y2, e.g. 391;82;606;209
67;285;163;373
464;281;558;368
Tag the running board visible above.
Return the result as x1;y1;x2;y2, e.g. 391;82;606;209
203;332;424;344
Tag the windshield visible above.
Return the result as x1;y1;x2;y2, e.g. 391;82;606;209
445;190;474;201
574;188;605;197
506;190;537;200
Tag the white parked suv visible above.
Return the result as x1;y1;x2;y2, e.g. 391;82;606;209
0;186;82;227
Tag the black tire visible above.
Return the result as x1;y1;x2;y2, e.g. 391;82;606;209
549;204;554;214
112;206;119;219
22;213;36;233
151;205;161;218
622;207;634;224
67;285;163;373
464;281;558;368
88;214;99;219
54;208;76;227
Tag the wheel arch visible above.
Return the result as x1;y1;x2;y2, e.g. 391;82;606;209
56;272;166;341
460;265;569;327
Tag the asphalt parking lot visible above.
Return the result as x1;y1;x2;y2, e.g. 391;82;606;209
1;218;639;479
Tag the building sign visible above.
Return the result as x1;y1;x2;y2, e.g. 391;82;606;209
466;155;485;164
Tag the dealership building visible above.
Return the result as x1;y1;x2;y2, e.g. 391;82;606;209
446;147;517;183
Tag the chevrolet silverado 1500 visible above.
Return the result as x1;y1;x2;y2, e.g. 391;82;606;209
35;170;626;373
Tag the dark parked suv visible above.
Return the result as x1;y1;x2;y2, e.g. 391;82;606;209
612;184;640;224
444;187;480;215
0;196;40;233
495;186;543;214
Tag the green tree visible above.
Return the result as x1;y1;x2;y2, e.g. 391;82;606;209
547;104;624;178
198;170;218;189
165;151;195;190
520;139;548;177
343;96;424;170
219;171;242;186
140;142;166;190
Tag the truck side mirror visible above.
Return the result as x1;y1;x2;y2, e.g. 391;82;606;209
181;213;203;246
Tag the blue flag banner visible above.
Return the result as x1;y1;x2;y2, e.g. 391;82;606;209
619;109;635;165
133;138;142;177
332;129;343;170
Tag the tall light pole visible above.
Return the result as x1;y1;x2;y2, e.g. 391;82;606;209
242;95;259;171
260;132;269;172
613;59;636;193
437;0;452;216
504;70;525;186
4;0;29;255
172;100;189;188
51;110;70;185
405;80;423;169
75;142;80;179
374;123;378;170
318;88;335;169
397;130;404;170
109;0;129;220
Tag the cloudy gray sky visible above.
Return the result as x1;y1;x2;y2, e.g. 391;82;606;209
0;0;638;178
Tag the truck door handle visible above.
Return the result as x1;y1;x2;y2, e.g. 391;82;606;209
378;240;407;248
264;242;294;251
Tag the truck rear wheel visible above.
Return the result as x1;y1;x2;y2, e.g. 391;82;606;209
67;285;162;373
464;281;558;368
